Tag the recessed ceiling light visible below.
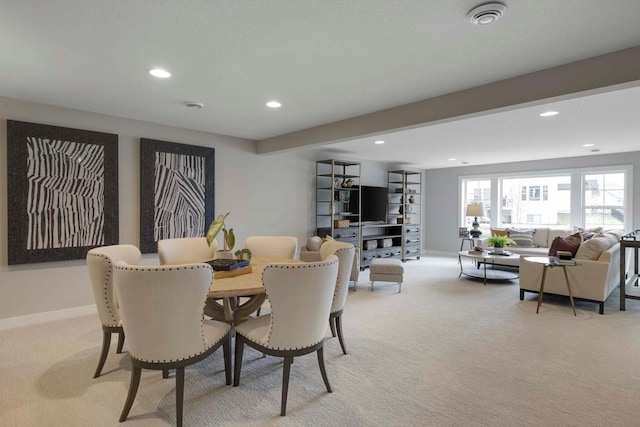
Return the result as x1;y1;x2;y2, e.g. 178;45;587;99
374;140;385;145
467;2;507;25
266;101;282;108
149;68;171;78
582;143;594;147
448;158;456;161
539;111;559;117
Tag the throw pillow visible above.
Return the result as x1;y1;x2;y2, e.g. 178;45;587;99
548;229;571;243
306;236;322;252
507;228;534;247
532;228;549;248
322;235;335;245
575;233;617;260
548;232;582;257
490;228;509;237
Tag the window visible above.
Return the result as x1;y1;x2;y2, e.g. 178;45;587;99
501;175;570;228
460;166;631;232
583;172;625;230
461;179;491;235
528;186;541;201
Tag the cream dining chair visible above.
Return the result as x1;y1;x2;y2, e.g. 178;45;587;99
245;235;299;316
320;240;356;355
86;244;142;378
234;256;339;416
244;235;298;259
157;237;217;265
114;262;231;427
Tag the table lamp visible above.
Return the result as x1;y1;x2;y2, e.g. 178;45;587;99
466;203;485;238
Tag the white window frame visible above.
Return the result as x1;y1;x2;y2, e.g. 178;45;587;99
459;165;633;231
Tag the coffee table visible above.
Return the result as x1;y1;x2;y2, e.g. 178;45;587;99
458;250;519;285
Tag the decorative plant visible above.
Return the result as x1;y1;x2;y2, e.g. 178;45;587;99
486;235;516;247
206;212;235;251
234;248;252;261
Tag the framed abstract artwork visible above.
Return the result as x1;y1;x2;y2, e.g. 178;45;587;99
139;138;214;253
7;120;119;264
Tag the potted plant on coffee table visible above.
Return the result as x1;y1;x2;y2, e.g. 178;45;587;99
486;235;516;254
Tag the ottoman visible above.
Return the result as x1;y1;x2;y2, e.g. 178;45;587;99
369;258;404;293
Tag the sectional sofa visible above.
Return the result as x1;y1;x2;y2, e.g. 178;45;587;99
480;228;628;314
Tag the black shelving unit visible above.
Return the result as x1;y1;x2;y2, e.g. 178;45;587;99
315;160;361;249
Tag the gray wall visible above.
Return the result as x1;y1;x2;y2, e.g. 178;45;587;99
0;96;391;319
424;152;640;254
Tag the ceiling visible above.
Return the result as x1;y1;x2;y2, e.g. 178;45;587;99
2;1;640;169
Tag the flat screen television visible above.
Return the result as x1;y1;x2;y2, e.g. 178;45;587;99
349;186;387;223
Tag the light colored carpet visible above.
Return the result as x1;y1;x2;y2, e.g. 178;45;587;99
3;254;640;426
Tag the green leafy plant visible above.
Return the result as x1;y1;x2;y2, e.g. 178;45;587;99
206;212;235;251
486;235;516;247
234;248;252;261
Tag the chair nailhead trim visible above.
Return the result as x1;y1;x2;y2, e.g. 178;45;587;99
87;252;118;326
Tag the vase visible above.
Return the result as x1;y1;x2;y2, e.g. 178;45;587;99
215;250;234;259
493;245;504;254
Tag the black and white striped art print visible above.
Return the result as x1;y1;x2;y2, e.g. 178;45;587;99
7;121;118;264
139;139;214;254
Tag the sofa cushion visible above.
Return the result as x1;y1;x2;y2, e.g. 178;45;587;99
306;236;323;252
490;228;509;237
605;229;624;240
548;229;571;243
532;228;549;248
548;232;582;257
508;228;535;247
575;233;617;260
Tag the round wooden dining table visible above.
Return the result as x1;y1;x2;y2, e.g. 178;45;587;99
204;257;302;324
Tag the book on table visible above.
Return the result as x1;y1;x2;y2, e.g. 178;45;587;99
206;259;250;271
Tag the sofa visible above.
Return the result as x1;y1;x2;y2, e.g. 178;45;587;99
477;227;575;267
520;240;625;314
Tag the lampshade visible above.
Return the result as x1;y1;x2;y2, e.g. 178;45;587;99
466;203;485;217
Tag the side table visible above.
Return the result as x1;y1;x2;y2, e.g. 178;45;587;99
459;237;475;251
524;256;579;316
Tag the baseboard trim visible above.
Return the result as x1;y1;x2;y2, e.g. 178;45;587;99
0;304;97;331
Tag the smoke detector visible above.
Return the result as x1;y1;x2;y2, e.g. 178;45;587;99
467;2;507;25
185;102;204;110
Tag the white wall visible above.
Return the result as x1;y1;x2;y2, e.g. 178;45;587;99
424;152;640;254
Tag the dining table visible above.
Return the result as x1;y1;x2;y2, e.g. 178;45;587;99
204;257;302;325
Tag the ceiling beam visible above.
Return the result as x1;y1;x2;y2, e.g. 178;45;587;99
257;45;640;154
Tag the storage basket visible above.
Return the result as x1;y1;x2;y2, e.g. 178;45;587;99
334;219;350;228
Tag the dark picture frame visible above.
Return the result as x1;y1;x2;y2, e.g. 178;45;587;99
139;138;214;253
7;120;119;264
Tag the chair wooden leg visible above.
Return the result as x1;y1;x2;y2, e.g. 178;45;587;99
233;335;245;386
223;334;232;385
329;317;337;337
162;369;170;379
256;307;261;316
119;365;141;422
317;346;332;393
335;315;347;355
116;331;125;354
175;367;185;427
93;330;112;378
281;356;293;416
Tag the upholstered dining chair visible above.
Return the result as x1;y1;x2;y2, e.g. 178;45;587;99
114;262;231;427
244;235;298;259
157;237;217;265
320;241;356;355
86;244;141;378
245;235;299;316
234;256;339;416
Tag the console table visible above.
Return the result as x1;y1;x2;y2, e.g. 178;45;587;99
620;230;640;311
